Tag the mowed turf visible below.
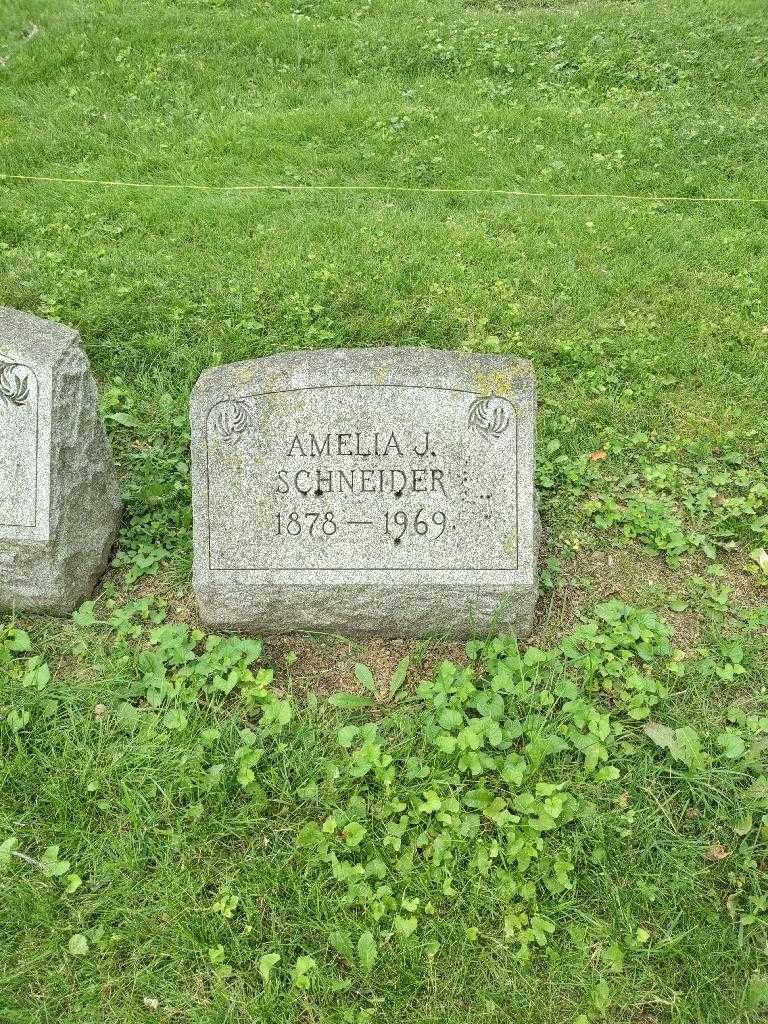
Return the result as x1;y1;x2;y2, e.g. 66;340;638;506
1;1;768;1022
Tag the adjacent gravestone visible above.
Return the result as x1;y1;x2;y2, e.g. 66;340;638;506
191;348;539;637
0;308;121;614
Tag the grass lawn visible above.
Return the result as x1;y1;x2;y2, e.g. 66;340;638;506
1;0;768;1021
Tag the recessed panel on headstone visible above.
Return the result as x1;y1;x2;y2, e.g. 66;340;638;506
0;308;121;615
0;357;41;532
205;385;518;573
192;349;539;638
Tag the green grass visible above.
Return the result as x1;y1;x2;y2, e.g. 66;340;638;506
1;0;768;1020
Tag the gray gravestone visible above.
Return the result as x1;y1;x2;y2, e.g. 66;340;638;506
0;308;121;614
191;348;539;637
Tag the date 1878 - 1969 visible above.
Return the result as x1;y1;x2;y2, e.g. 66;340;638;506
275;508;448;542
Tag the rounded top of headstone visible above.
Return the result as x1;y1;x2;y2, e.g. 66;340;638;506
192;346;535;405
0;307;82;365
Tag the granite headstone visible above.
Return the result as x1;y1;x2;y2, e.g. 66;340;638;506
0;308;121;614
191;348;539;637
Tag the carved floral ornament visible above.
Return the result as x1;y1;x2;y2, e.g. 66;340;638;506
468;395;514;440
0;359;30;409
210;398;255;441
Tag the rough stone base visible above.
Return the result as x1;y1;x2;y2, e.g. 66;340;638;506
196;579;538;639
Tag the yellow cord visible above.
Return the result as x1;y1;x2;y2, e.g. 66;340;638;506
1;172;766;205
